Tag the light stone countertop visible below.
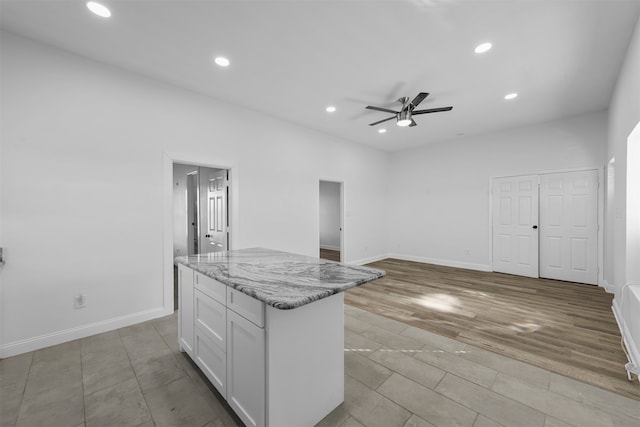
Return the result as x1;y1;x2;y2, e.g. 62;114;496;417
174;247;385;310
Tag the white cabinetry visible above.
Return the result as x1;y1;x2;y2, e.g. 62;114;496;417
180;267;266;425
227;288;264;327
178;264;194;357
227;307;265;427
194;288;227;395
178;265;344;427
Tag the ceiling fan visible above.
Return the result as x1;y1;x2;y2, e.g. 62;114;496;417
365;92;453;127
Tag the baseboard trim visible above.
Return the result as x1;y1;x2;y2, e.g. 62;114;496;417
349;254;389;266
348;253;491;272
319;245;341;251
387;253;492;272
612;297;640;369
0;307;172;358
601;279;616;293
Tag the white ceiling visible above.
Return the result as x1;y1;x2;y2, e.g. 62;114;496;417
1;0;639;152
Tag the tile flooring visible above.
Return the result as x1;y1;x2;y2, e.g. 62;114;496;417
1;306;639;427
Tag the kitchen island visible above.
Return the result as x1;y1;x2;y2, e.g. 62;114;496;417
174;248;385;427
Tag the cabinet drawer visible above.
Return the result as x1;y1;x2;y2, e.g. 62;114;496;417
195;272;226;305
195;329;226;397
195;289;226;350
227;288;264;328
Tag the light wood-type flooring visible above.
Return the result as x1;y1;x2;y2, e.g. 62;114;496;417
345;258;640;400
320;248;341;262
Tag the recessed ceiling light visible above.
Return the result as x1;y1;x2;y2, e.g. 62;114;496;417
214;56;230;67
325;106;336;113
86;1;111;18
474;42;492;54
378;129;387;134
504;93;518;100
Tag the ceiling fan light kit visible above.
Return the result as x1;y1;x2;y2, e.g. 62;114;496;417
365;92;453;128
397;110;412;127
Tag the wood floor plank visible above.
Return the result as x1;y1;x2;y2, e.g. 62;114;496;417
345;258;640;400
319;248;341;262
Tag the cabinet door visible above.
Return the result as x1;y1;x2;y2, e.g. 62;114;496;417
195;328;226;396
178;265;195;357
227;309;265;427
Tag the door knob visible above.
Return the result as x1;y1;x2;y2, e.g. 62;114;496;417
533;225;538;229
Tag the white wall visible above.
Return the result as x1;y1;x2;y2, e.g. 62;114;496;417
607;15;640;369
319;181;341;250
388;111;607;271
0;32;389;356
0;25;633;358
608;14;640;293
627;124;640;285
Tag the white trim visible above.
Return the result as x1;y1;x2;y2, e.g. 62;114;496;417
162;153;174;313
319;244;341;251
601;279;616;293
319;178;346;263
596;165;605;287
349;254;388;266
388;253;491;272
0;307;169;358
488;176;495;272
612;297;640;372
340;182;345;263
349;253;493;271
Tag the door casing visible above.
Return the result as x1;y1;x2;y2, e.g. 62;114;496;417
163;152;239;314
319;179;345;263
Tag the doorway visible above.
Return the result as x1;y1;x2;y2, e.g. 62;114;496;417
173;163;230;309
319;180;343;262
174;164;229;257
491;169;599;285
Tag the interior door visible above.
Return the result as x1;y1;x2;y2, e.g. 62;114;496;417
492;175;539;278
539;170;598;284
199;168;228;253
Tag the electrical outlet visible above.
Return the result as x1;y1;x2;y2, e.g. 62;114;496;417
74;294;87;309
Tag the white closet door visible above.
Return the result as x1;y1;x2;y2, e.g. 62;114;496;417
492;175;539;278
539;170;598;284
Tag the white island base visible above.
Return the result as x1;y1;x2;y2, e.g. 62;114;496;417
178;264;344;427
265;293;344;427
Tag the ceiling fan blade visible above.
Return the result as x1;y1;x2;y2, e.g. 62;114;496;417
409;119;418;127
410;92;429;108
369;116;396;126
412;106;453;115
365;105;399;114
